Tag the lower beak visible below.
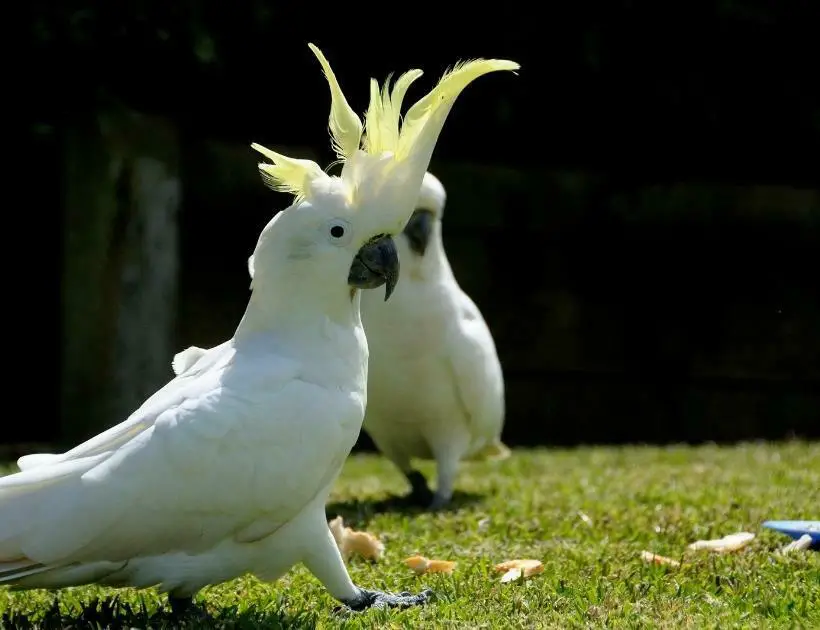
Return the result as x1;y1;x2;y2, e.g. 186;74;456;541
348;234;400;301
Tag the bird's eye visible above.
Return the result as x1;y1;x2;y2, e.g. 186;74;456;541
326;219;352;246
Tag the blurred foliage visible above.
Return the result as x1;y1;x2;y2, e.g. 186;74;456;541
28;1;820;182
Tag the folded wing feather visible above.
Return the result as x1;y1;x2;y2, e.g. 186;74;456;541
0;340;352;584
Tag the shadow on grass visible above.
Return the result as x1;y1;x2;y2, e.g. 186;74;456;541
326;489;486;528
0;595;321;630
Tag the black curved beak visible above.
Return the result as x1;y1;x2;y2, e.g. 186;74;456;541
403;209;435;256
348;234;400;301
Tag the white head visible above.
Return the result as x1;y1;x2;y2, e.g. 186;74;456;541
399;171;448;261
242;44;519;328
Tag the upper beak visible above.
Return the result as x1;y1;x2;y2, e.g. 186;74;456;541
403;209;434;256
348;234;400;301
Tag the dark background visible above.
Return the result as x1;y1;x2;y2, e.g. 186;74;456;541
17;1;820;454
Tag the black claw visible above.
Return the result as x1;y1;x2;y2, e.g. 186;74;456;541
167;595;194;616
428;494;451;511
343;587;433;612
406;470;434;506
167;595;209;620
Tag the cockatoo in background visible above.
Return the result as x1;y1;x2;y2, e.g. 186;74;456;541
359;172;509;509
0;44;519;614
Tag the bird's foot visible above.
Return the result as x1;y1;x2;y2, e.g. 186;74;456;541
167;595;208;620
428;492;452;511
404;470;435;507
342;587;434;612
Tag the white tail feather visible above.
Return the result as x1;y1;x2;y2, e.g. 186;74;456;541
0;559;51;583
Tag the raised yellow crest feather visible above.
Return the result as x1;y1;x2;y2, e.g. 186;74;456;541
252;45;519;206
394;59;520;161
306;43;363;161
249;143;325;204
362;69;424;155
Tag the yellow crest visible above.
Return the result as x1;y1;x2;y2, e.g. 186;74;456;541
252;44;519;208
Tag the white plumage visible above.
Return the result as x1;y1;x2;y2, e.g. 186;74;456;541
2;336;364;595
0;45;519;613
359;172;509;509
0;192;410;611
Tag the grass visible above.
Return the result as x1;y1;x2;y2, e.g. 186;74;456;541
1;441;818;629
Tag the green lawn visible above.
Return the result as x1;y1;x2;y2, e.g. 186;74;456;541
1;442;818;629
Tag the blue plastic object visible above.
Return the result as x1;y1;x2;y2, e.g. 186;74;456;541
762;520;820;548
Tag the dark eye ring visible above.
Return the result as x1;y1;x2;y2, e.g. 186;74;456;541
330;225;345;239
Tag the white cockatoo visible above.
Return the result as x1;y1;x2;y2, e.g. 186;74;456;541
359;172;509;509
0;44;519;614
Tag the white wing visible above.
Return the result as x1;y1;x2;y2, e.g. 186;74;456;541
0;339;359;575
444;291;505;444
16;342;229;472
171;345;209;376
